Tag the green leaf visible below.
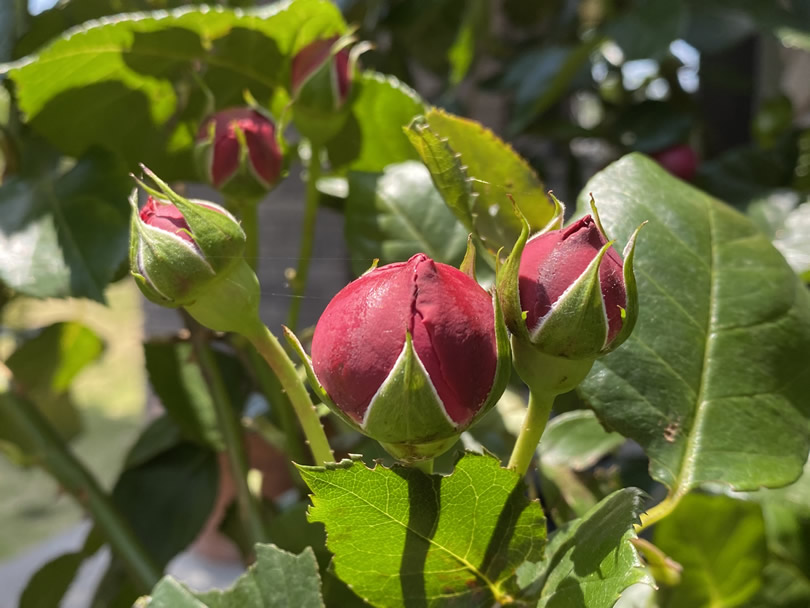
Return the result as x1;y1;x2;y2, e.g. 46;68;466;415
501;41;599;135
0;322;103;456
418;108;555;253
298;452;546;607
5;0;346;178
345;161;469;276
0;150;131;301
112;441;219;569
327;71;425;172
604;0;687;60
143;341;224;450
145;544;325;608
654;493;766;607
518;488;652;608
539;411;625;471
576;153;810;494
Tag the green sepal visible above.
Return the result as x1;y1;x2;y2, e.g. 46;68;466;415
184;259;262;335
602;221;646;353
530;239;613;358
283;327;362;433
476;290;511;417
511;336;595;396
459;235;477;280
129;192;218;306
137;165;246;275
496;202;532;340
363;333;458;448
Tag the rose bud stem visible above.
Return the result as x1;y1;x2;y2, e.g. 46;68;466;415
0;362;161;591
285;140;322;332
243;321;335;466
185;315;270;545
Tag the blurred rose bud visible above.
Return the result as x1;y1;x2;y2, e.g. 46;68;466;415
195;108;283;198
650;144;698;181
288;253;510;462
290;34;360;144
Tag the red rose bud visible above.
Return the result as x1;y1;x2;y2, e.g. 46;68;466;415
498;196;643;393
651;144;698;181
287;253;510;462
195;108;282;197
290;34;360;144
129;171;246;308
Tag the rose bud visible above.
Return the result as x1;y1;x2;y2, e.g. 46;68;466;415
498;196;643;394
129;167;262;335
286;251;510;462
195;107;283;198
650;144;698;181
290;34;364;144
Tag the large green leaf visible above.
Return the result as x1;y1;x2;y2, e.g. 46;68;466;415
144;544;325;608
576;153;810;494
4;0;345;178
654;493;766;607
517;489;652;608
298;452;546;607
345;161;469;276
0;150;131;301
407;108;555;253
327;71;425;172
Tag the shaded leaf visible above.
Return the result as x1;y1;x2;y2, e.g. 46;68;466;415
299;452;546;608
576;154;810;494
539;410;625;471
0;322;103;456
654;493;766;607
143;340;223;450
604;0;687;60
327;71;425;172
144;544;325;608
0;150;131;301
518;489;652;608
345;161;469;276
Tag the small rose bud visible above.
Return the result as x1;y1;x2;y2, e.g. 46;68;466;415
287;253;510;462
650;144;698;181
498;197;643;395
195;108;283;197
519;215;628;357
290;35;359;144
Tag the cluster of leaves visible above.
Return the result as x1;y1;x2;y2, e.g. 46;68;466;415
1;1;809;608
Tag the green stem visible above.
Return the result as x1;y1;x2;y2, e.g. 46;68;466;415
239;336;308;465
244;322;334;465
507;390;555;475
286;141;322;332
0;383;160;591
188;324;269;545
635;490;685;532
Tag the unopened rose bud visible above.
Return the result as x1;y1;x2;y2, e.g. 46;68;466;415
129;168;262;336
651;144;698;181
287;253;510;462
290;35;360;144
498;197;643;394
195;108;283;198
